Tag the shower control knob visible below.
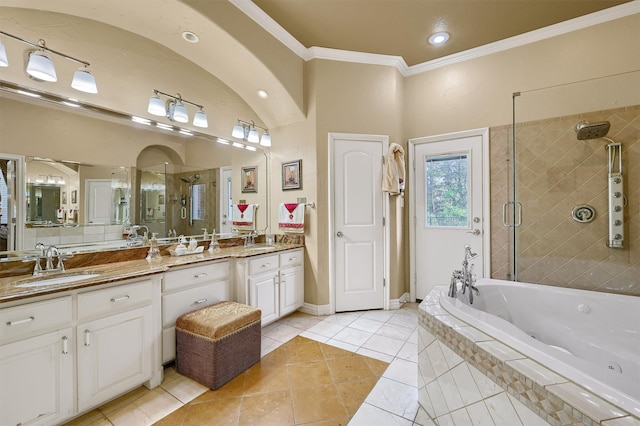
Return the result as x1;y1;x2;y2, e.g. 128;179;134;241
613;177;621;184
467;229;481;236
614;234;622;240
614;206;622;212
613;192;622;198
615;220;622;226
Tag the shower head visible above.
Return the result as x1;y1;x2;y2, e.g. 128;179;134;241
180;174;201;183
575;120;610;140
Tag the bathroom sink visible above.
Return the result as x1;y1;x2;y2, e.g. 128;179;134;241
246;245;275;252
14;272;101;288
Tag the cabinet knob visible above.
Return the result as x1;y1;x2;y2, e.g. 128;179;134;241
62;336;69;354
110;295;130;303
194;273;208;278
194;298;208;305
84;329;91;347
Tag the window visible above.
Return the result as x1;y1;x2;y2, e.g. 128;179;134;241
425;153;469;227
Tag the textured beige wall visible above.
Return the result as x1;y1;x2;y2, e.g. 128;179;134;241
311;60;405;305
403;14;640;137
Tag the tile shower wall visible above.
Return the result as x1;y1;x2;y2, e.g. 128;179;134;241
489;105;640;296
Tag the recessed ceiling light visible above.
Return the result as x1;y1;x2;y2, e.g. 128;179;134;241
182;31;199;43
257;89;269;99
428;32;450;46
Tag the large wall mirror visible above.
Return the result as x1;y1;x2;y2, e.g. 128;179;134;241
0;89;270;257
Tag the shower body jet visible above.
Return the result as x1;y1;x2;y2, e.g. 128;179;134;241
574;120;624;248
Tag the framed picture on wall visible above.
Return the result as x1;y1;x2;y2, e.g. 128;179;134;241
241;166;257;193
282;159;301;190
71;190;77;204
62;191;67;204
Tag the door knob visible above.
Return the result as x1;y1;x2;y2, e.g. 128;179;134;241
467;229;481;236
336;231;343;237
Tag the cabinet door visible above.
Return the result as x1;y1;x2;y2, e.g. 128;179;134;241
77;305;153;411
279;265;304;317
0;328;74;426
249;272;279;326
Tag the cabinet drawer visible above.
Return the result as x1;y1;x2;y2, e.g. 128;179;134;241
249;254;279;275
0;296;72;343
78;280;153;321
162;280;230;327
163;261;230;292
279;249;303;268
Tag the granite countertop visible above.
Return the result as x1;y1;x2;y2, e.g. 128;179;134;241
0;243;303;304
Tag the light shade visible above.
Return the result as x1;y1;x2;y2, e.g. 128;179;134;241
247;128;259;143
147;95;166;116
172;101;189;123
193;109;208;128
71;68;98;93
26;51;57;82
232;123;245;139
0;41;7;67
260;132;271;147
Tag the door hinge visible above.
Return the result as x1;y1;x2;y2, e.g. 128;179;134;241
383;278;386;287
382;155;385;165
382;217;386;226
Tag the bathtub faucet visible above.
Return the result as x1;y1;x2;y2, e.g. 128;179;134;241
449;244;480;303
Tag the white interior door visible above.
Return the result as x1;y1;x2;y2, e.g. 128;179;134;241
410;129;489;300
219;167;232;235
86;179;113;224
331;133;387;312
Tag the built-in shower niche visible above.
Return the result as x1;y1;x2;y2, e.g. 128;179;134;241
138;163;218;239
507;71;639;295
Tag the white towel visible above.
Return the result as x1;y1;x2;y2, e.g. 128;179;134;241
382;142;405;195
232;203;257;231
278;203;305;233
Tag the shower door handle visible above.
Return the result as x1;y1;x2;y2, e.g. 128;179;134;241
502;201;522;227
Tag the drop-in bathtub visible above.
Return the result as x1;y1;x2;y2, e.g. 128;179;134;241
437;278;640;417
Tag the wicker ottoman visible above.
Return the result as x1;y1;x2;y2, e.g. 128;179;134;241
175;301;261;390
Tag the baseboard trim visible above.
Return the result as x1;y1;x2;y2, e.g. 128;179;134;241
299;303;332;316
389;292;411;310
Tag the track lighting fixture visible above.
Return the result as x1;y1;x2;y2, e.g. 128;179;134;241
147;90;208;128
0;31;98;93
231;119;271;147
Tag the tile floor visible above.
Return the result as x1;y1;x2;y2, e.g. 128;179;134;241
65;302;434;425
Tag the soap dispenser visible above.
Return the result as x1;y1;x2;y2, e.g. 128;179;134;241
189;236;197;252
146;233;161;260
208;228;220;253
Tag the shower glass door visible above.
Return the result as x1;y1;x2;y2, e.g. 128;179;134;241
509;71;640;293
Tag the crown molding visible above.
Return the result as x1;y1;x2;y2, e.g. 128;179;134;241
229;0;309;59
233;0;639;77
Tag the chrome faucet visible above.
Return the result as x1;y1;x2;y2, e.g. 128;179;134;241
448;244;480;304
27;244;72;276
127;225;149;246
243;230;258;248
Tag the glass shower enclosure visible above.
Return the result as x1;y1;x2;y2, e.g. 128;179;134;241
506;71;639;294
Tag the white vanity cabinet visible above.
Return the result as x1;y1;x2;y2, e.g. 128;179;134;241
161;260;231;363
0;296;74;426
76;278;159;412
237;248;304;326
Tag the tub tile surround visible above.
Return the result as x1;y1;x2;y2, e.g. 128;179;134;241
489;105;640;296
418;287;639;426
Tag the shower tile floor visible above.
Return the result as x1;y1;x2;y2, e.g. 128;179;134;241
65;303;438;425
